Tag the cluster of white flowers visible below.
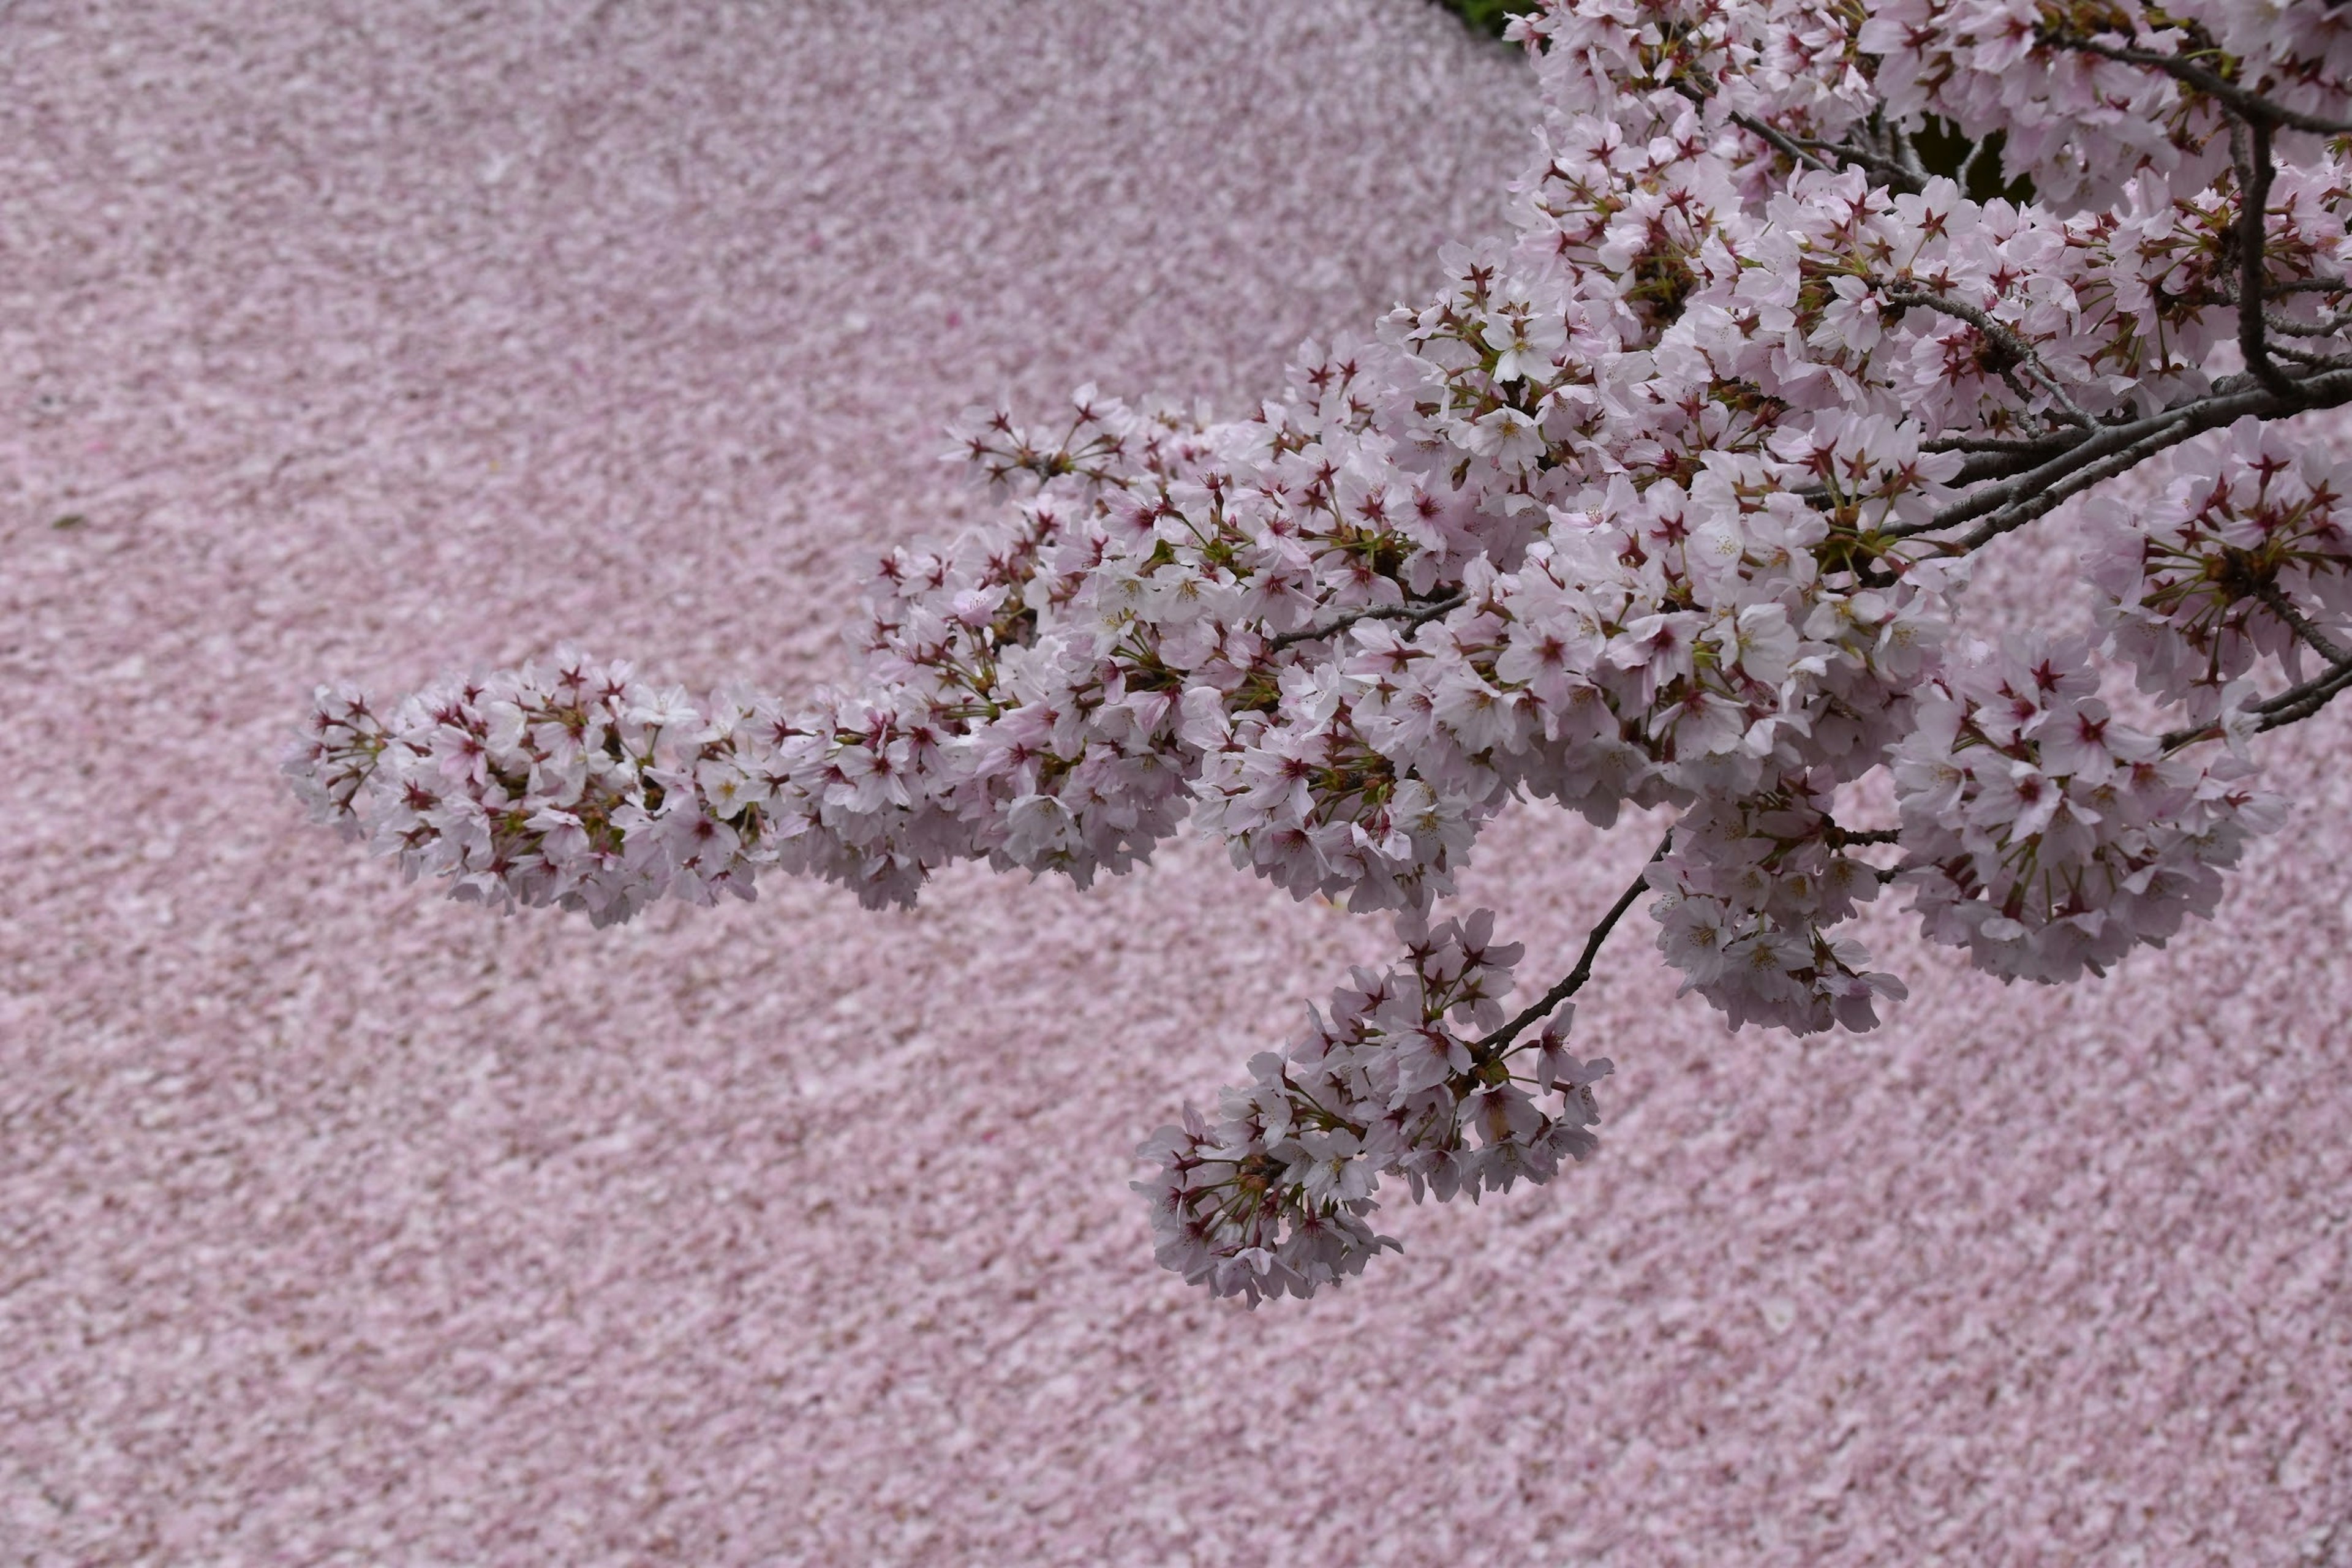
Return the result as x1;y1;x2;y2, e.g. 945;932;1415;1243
2087;413;2352;723
292;0;2352;1300
287;657;783;924
1136;909;1616;1303
1891;635;2285;983
1648;778;1910;1035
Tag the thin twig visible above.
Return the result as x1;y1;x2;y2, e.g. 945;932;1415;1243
2252;578;2352;666
2158;714;2218;751
2157;585;2352;748
1791;129;1926;195
1728;110;1832;175
1728;111;1924;195
2269;342;2352;369
1267;592;1468;651
1882;282;2095;428
1688;74;1923;196
1473;829;1673;1063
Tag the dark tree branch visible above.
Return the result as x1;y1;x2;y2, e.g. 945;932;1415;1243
1729;110;1833;176
1728;111;1926;196
1882;123;1932;189
1924;433;2078;456
1267;592;1468;651
2041;29;2352;136
2160;658;2352;747
1474;829;1673;1063
2234;116;2304;400
2271;341;2352;369
2253;659;2352;729
1945;415;2200;552
2265;314;2352;338
2252;578;2352;668
1890;369;2352;545
1797;127;1928;196
1895;410;2194;538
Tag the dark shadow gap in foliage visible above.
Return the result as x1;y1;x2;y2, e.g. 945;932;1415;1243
1428;0;1541;39
1910;116;2038;205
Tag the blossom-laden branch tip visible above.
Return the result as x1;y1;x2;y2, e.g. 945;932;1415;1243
292;0;2352;1300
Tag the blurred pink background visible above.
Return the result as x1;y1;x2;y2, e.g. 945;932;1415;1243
4;2;2348;1561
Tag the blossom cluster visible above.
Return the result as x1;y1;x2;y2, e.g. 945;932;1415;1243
288;660;780;925
1647;777;1909;1036
1891;635;2285;984
2087;413;2352;723
1137;910;1615;1303
291;0;2352;1300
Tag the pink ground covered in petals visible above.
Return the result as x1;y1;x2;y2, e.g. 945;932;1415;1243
4;3;2349;1562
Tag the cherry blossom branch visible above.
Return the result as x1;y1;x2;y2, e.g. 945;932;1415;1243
1727;110;1834;178
2160;583;2352;748
1880;282;2095;428
1473;829;1672;1063
2252;578;2352;669
293;1;2352;1303
1895;370;2352;548
2271;342;2352;370
2038;29;2352;137
1731;111;1926;196
1266;591;1468;650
